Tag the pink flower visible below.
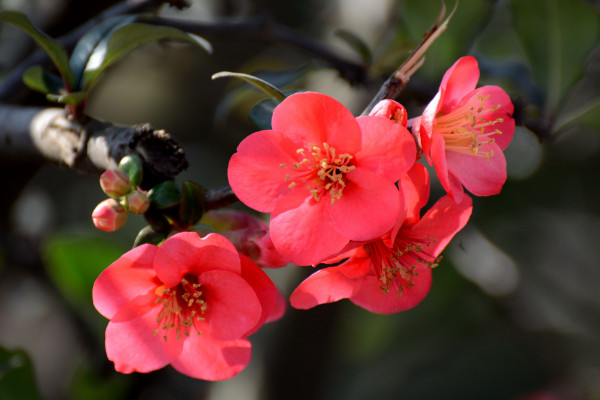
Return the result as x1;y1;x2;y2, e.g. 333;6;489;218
228;92;416;266
92;198;127;232
92;232;282;380
368;99;408;127
413;56;515;202
198;210;289;268
289;163;472;314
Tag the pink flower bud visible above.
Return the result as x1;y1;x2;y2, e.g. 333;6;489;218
99;170;131;198
199;210;289;268
126;190;150;215
92;198;127;232
368;99;408;127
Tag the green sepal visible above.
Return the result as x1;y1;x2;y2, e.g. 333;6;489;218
45;91;86;106
179;181;206;228
133;225;166;247
148;180;180;210
118;154;143;188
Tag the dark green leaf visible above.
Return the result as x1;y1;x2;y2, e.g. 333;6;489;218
179;181;206;228
0;11;75;88
212;71;287;102
82;23;212;92
249;98;278;130
511;0;600;111
118;154;143;188
133;225;166;247
69;14;139;90
22;65;64;95
0;347;42;400
335;28;372;64
148;180;180;209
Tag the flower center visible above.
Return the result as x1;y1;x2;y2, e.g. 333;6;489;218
281;142;355;204
434;94;504;161
153;275;208;341
366;231;440;296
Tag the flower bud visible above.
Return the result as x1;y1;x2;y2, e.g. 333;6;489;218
199;210;288;268
127;190;150;215
100;170;131;198
92;198;127;232
368;99;408;127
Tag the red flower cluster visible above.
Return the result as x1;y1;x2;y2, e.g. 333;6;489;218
93;56;515;381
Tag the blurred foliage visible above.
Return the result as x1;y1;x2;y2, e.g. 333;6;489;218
0;346;42;400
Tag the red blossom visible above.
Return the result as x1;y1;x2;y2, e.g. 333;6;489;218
92;232;282;380
228;92;416;266
289;163;473;314
413;56;515;202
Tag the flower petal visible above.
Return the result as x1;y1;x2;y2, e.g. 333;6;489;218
331;169;400;241
446;142;507;197
170;335;251;381
200;270;261;341
411;194;473;256
154;232;241;287
430;131;465;202
271;92;361;153
354;115;416;181
270;190;349;266
105;307;183;374
93;244;159;320
438;56;480;114
349;266;432;314
290;259;371;309
228;129;300;213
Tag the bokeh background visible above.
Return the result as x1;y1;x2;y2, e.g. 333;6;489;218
0;0;599;399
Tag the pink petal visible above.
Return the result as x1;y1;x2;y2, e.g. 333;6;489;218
171;335;251;381
354;116;416;181
349;266;432;314
154;232;241;287
266;289;287;323
464;86;515;150
271;92;361;154
438;56;480;114
446;143;507;197
200;270;261;341
270;190;349;266
330;169;400;241
238;254;280;336
393;162;430;238
105;307;183;374
289;259;371;309
93;244;159;320
430;131;465;202
228;129;300;213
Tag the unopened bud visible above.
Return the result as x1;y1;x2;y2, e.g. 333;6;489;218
127;190;150;215
92;198;127;232
100;170;131;198
369;99;408;127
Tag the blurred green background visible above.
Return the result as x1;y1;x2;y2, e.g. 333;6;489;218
0;0;599;399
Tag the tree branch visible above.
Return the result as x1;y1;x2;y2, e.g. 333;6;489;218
0;105;188;186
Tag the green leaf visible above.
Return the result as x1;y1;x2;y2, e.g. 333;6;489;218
81;23;212;92
335;28;372;64
511;0;600;112
69;14;139;91
22;65;64;95
148;180;180;209
133;225;166;247
249;98;278;130
212;71;287;102
179;181;206;228
0;347;42;400
42;234;126;305
46;91;86;106
118;154;143;188
0;10;75;88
